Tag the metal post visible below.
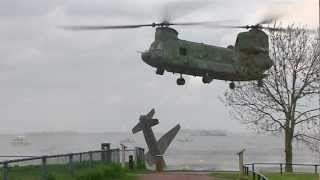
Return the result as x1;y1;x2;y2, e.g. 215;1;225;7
121;144;127;167
79;153;82;163
116;149;120;163
252;164;255;177
41;156;48;180
89;151;93;167
3;162;8;180
280;163;283;175
315;165;318;175
69;154;74;177
237;149;246;177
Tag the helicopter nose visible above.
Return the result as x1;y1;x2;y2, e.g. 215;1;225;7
141;52;151;63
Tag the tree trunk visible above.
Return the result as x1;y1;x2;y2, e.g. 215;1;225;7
285;128;293;172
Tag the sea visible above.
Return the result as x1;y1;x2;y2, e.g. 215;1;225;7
0;131;318;171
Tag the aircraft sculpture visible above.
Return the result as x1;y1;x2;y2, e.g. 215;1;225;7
132;109;180;167
61;2;283;89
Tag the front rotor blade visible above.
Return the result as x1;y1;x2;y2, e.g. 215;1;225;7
60;24;154;30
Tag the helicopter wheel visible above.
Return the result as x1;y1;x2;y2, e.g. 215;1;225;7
156;68;165;75
229;82;235;90
177;77;185;86
257;79;264;87
202;74;212;84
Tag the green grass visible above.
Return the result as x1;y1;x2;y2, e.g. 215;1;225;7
265;173;317;180
0;163;140;180
211;172;240;180
211;172;318;180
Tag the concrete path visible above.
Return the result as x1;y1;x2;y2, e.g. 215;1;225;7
138;172;213;180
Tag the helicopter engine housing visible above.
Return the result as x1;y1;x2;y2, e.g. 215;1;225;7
155;27;179;41
235;29;269;55
235;29;273;72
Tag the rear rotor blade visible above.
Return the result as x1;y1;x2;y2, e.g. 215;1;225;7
170;20;236;26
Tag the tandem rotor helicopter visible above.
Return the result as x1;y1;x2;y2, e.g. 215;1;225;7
62;2;284;89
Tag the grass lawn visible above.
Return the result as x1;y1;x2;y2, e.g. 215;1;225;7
211;172;318;180
265;173;317;180
0;163;143;180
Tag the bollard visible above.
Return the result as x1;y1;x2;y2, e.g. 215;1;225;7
41;156;48;180
3;162;8;180
129;155;134;170
69;154;74;177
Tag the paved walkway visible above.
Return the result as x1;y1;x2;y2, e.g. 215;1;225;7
138;172;213;180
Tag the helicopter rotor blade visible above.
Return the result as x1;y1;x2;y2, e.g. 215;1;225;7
60;24;156;30
170;20;235;26
60;20;236;31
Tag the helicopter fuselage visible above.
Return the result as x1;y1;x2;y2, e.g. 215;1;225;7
141;27;273;84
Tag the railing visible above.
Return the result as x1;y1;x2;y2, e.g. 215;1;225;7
242;162;320;180
245;163;320;175
243;165;269;180
0;147;145;180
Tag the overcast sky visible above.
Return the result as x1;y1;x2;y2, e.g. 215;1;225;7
0;0;318;134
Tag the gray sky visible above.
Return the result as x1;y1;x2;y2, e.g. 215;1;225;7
0;0;317;134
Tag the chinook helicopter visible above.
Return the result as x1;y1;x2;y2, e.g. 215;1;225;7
62;7;279;89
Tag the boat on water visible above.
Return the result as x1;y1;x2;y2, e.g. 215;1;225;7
10;136;31;146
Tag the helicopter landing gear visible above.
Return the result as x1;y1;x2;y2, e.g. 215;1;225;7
202;73;212;84
156;68;165;75
177;74;185;86
229;82;235;90
257;79;264;87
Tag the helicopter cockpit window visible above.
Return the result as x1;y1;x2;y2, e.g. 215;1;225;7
179;47;187;56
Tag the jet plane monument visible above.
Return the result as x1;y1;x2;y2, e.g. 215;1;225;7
132;109;180;168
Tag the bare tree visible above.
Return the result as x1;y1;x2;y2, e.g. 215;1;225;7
225;25;320;172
